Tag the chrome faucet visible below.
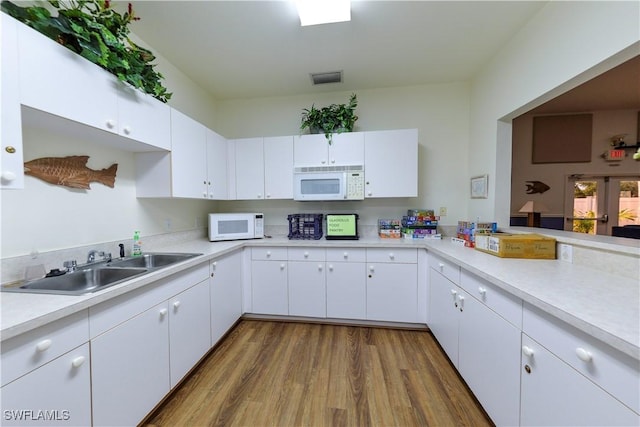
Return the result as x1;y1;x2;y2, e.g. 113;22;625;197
63;260;77;272
87;250;111;264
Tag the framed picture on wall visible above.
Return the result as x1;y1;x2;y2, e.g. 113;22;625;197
470;174;488;199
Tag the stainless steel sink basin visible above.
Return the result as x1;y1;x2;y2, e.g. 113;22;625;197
5;267;148;295
2;252;203;295
110;252;201;269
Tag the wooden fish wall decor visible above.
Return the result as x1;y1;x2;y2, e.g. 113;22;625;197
525;180;550;194
23;156;118;190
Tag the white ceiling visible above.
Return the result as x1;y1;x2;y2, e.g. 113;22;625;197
127;1;547;100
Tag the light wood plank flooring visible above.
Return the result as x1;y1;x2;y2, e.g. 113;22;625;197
143;320;493;427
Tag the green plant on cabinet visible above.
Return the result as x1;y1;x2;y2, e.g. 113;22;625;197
1;0;171;102
300;93;358;144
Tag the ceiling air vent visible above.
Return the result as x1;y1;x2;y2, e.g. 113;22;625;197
310;71;343;85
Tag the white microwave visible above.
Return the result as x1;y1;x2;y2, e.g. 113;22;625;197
293;165;365;201
208;213;264;241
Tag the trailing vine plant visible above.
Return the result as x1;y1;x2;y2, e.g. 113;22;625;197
1;0;171;102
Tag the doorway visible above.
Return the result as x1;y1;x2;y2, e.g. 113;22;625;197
565;175;640;236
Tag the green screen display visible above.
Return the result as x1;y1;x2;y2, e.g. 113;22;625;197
326;214;357;236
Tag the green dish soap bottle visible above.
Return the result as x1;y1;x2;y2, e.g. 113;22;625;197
132;231;142;257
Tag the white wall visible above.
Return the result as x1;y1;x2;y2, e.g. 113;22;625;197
0;127;217;257
216;83;471;227
470;1;640;226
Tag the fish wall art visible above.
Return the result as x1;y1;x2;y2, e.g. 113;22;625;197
525;180;550;194
24;156;118;190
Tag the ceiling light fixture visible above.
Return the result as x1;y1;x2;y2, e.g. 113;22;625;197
295;0;351;27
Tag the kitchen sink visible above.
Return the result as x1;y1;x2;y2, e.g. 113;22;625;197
2;252;203;295
4;267;148;295
110;252;201;269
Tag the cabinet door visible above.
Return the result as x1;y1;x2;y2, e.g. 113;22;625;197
211;251;243;345
428;268;460;365
458;295;521;427
326;262;366;320
294;134;328;166
234;138;265;200
264;136;294;199
1;343;91;427
367;263;418;322
171;109;208;198
364;129;418;198
251;260;288;315
206;129;228;200
329;132;364;165
288;261;326;318
91;302;170;427
1;14;23;189
521;334;639;426
18;22;118;134
117;86;171;150
169;279;211;388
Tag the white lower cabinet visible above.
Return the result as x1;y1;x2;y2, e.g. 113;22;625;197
1;343;91;426
288;248;327;318
250;246;419;323
91;301;171;427
521;303;640;426
169;279;212;388
458;292;521;427
428;266;461;362
251;248;288;315
429;255;521;427
520;334;639;426
326;248;366;320
90;262;211;426
210;250;243;345
366;248;418;323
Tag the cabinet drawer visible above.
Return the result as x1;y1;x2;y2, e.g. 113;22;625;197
288;247;325;262
1;310;89;386
90;263;209;338
428;253;460;284
523;303;640;414
252;247;287;261
366;248;417;264
326;248;366;262
460;270;522;328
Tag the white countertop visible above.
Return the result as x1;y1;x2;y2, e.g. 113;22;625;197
1;236;638;361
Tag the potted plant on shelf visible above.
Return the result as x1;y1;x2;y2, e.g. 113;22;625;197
300;93;358;144
1;0;171;103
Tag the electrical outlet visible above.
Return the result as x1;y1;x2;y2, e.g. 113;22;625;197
558;243;573;263
439;207;447;216
164;218;172;231
195;217;203;228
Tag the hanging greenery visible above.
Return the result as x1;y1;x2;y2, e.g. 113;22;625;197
1;0;171;103
300;94;358;144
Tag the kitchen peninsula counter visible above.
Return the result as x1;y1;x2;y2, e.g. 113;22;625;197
2;236;638;361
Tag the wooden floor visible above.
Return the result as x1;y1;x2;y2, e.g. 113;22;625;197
143;320;493;427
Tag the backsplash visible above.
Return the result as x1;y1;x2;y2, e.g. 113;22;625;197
2;226;636;285
0;228;207;285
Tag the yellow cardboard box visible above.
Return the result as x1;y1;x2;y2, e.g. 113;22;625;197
474;233;556;259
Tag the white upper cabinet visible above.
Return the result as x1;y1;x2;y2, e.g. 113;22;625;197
1;14;23;189
136;111;229;200
170;109;209;199
16;18;170;151
116;86;171;150
206;129;228;200
364;129;418;198
264;136;294;199
294;132;364;166
233;137;265;200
